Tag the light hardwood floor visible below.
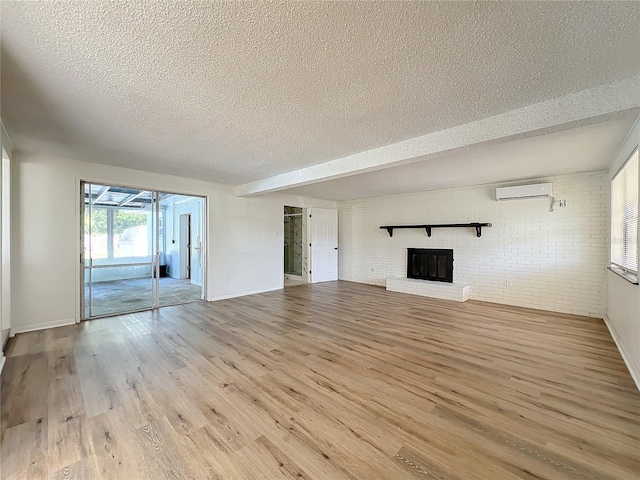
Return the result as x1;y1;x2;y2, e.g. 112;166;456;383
1;281;639;479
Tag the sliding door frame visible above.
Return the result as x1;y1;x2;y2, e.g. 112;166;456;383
78;180;208;321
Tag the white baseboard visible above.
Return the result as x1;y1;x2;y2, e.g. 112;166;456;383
10;317;76;336
603;315;640;393
209;286;282;302
0;355;5;377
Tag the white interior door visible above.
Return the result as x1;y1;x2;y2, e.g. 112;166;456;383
310;208;338;283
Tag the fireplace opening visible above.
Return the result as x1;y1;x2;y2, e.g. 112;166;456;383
407;248;453;283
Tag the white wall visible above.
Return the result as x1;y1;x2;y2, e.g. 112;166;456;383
11;153;335;333
606;117;640;388
338;172;607;318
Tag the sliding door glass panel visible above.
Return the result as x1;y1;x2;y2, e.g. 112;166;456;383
82;183;158;318
90;271;154;317
83;268;91;319
157;195;204;306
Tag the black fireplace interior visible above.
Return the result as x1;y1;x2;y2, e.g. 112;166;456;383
407;248;453;283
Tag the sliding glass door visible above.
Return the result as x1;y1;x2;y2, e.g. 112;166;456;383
82;183;159;318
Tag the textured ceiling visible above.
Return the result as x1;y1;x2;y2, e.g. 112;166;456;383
281;114;639;201
1;1;639;186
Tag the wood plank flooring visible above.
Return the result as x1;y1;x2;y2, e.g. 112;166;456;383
1;281;639;479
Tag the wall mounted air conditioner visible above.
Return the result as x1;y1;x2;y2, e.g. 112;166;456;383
496;183;553;201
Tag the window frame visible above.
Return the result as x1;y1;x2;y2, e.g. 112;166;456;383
610;145;639;284
85;205;161;260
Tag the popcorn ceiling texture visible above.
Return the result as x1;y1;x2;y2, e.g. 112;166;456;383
338;173;608;318
2;2;639;185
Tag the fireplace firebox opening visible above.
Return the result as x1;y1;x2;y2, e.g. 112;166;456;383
407;248;453;283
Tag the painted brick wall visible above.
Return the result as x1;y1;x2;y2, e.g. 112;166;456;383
338;172;607;318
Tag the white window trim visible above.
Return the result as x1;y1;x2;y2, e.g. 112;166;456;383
610;145;639;284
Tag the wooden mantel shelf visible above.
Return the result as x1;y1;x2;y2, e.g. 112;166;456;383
380;223;492;238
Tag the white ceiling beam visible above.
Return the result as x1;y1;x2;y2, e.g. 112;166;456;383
235;78;640;197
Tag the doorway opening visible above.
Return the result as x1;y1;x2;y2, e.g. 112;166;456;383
81;183;206;319
284;206;307;287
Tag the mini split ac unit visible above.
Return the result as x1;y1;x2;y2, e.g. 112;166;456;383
496;183;553;201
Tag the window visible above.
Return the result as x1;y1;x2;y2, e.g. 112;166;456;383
611;147;639;279
84;207;161;260
114;209;150;257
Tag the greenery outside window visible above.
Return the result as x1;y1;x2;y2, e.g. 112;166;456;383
84;207;164;260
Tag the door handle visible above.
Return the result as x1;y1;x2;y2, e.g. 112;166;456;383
334;247;338;250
